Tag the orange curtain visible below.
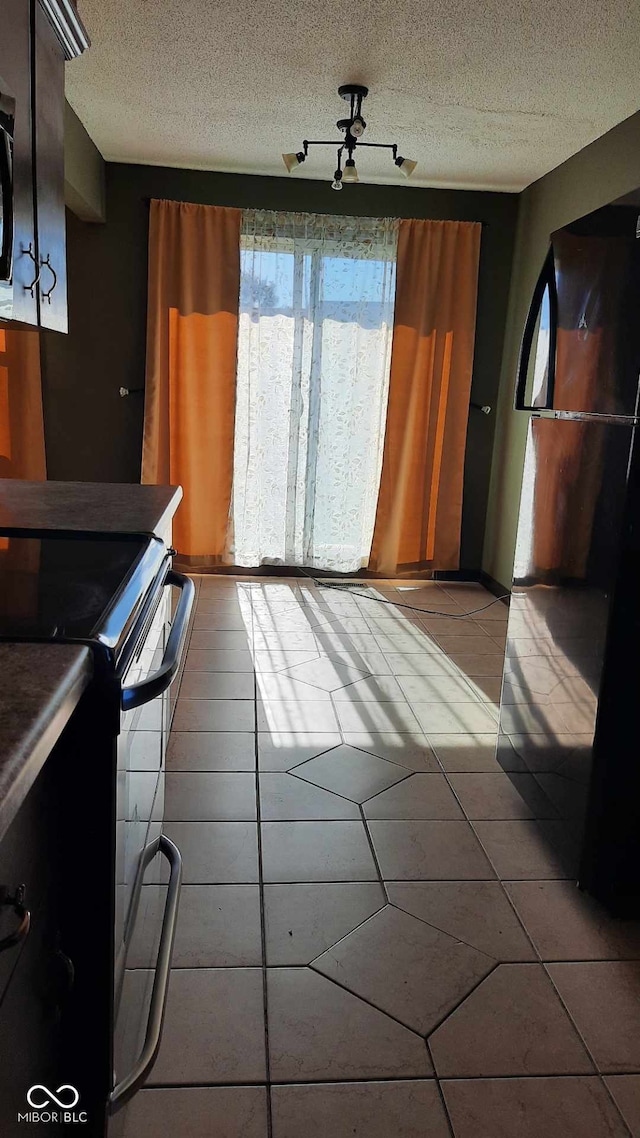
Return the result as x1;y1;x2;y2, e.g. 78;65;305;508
141;199;241;562
0;327;47;480
369;218;481;574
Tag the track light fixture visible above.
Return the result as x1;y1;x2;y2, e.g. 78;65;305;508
282;84;417;189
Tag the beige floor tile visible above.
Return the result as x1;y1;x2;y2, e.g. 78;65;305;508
193;613;250;631
446;653;506;677
433;634;501;656
396;674;479;703
315;631;382;656
256;672;332;701
264;882;385;965
343;732;440;772
167;731;256;772
313;904;493;1034
257;732;342;771
467;675;503;703
260;772;360;820
605;1076;640;1136
165;772;256;821
442;1077;628;1138
294;744;409;803
387;880;535;961
430;964;593;1077
184;649;255;672
473;820;576;879
282;656;369;690
173;698;255;732
129;884;262;968
122;1087;268;1138
261;821;378;882
148;968;266;1084
320;646;394;675
190;630;253;651
420;617;487;637
505;881;640;961
368;820;495;880
267;968;432;1081
178;672;255;700
174;885;260;967
335;700;422;734
374;631;441;654
253;632;319;652
252;649;321;672
317;616;373;635
271;1080;450;1138
383;653;461;677
257;700;340;733
411;702;498;735
332;676;408;702
549;962;640;1072
363;774;464;819
162;821;259;883
427;733;504;773
448;772;537;819
196;597;244;612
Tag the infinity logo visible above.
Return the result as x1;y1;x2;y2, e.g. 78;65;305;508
26;1085;80;1109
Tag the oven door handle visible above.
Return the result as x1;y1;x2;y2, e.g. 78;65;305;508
121;571;194;711
109;835;182;1113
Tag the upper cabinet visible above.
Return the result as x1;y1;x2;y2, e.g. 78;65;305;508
0;0;89;333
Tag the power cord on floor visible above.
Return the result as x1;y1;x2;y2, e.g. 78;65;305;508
297;567;510;620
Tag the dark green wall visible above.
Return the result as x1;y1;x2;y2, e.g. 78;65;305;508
41;163;518;570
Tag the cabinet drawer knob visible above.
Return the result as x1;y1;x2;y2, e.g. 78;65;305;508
0;884;31;952
22;244;41;296
39;254;58;302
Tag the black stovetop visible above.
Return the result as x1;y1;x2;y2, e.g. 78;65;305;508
0;530;168;659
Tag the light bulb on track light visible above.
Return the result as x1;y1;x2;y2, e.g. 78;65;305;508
282;151;306;173
342;158;359;183
350;114;366;138
394;155;417;178
331;168;343;190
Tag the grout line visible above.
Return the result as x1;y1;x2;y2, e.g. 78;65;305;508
428;1039;457;1138
359;806;390;904
306;961;430;1040
248;597;273;1138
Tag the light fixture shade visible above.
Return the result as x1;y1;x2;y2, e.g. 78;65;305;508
342;159;359;183
397;157;417;178
282;151;305;173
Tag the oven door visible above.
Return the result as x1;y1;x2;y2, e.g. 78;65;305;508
110;569;193;1121
0;88;15;320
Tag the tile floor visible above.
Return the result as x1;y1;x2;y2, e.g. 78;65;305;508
122;575;640;1138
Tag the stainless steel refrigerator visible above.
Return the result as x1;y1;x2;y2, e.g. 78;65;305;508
497;191;640;915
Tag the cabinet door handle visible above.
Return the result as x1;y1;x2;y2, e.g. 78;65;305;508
0;884;31;952
22;244;41;296
109;835;182;1113
39;254;58;302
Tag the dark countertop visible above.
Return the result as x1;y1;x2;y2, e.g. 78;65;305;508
0;644;93;843
0;480;182;537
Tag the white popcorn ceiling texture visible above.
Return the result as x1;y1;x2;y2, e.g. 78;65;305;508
67;0;640;192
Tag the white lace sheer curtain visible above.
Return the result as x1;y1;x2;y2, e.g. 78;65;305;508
231;209;399;571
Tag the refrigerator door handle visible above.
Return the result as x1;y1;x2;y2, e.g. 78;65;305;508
515;246;557;411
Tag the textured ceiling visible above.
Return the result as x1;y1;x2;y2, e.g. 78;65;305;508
67;0;640;192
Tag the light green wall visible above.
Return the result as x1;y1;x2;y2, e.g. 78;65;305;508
483;109;640;590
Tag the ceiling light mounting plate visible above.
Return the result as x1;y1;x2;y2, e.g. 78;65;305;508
338;83;369;102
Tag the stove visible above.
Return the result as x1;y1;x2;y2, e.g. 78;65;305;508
0;526;194;1126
